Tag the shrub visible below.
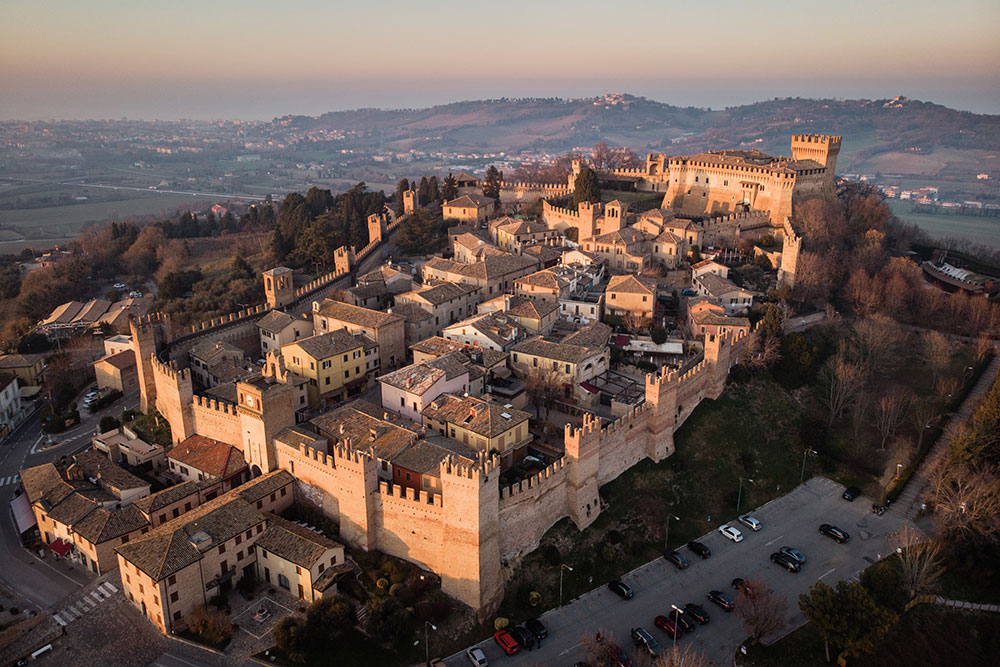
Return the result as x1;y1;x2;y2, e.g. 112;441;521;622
376;577;389;593
98;415;120;434
273;616;309;661
494;617;509;630
188;605;231;647
367;595;413;646
650;325;668;345
528;591;542;607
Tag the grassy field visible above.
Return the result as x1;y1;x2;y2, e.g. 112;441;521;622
889;199;1000;249
0;192;211;236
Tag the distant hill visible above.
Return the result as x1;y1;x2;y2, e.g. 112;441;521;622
275;94;1000;179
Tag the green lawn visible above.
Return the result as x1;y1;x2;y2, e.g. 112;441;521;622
888;200;1000;249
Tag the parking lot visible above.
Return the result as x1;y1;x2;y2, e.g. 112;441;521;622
448;476;913;666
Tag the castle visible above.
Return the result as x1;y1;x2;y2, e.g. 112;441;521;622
117;135;835;619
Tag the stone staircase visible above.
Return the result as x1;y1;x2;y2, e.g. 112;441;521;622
892;354;1000;519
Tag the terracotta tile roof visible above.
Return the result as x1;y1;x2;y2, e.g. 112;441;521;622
607;274;658;296
505;296;558;321
72;449;149;493
691;310;751;328
388;437;477;474
654;230;683;244
46;491;99;526
378;351;470;395
389;302;433;323
346;282;388;301
423;253;538;282
0;353;45;370
291;330;365;360
561;321;612;349
516;269;568;291
116;494;263;581
255;514;341;569
311;400;418;459
97;350;136;371
315;299;404;329
453;232;493;251
444;194;495;209
168;435;247;480
190;340;244;365
512;335;604;365
133;481;201;515
402;282;479;307
695;272;745;298
72;504;148;544
594;226;653;246
233;470;296;505
257;310;296;335
444;311;523;349
408;336;507;368
496;219;549;236
421;393;529;438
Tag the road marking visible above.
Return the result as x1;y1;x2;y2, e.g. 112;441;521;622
559;641;584;656
101;581;118;593
91;591;103;603
159;653;204;667
764;535;784;546
817;568;836;580
53;613;66;626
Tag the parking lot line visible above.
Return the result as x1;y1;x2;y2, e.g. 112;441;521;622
764;534;784;546
817;568;836;580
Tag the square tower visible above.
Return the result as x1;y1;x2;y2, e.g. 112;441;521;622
236;375;294;476
263;267;294;309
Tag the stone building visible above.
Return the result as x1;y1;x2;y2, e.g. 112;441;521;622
312;299;405;371
94;350;139;393
442;194;496;223
605;274;659;320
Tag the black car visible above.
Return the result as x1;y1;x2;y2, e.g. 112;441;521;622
770;552;802;572
510;625;535;650
683;603;710;624
819;524;850;543
707;590;735;611
731;577;747;591
842;486;861;501
608;579;634;600
687;541;711;559
779;546;806;564
664;550;689;570
525;618;547;640
670;609;697;633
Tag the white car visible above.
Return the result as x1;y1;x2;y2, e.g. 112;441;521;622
466;646;488;666
718;524;744;542
738;513;761;531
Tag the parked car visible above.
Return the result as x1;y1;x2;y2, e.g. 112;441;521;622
707;590;735;611
779;546;806;564
842;486;861;501
603;643;631;667
510;626;535;650
738;513;762;531
681;288;698;296
654;615;682;639
525;618;547;640
664;550;689;570
630;627;661;657
670;609;696;633
608;579;634;600
493;630;519;655
770;551;802;572
819;524;851;543
466;647;488;666
718;524;743;542
731;577;748;593
683;603;710;624
687;541;711;559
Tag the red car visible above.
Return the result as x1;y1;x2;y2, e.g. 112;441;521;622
494;629;520;655
655;615;682;639
603;642;632;667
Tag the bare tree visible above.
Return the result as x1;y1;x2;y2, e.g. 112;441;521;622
744;330;782;369
853;315;903;376
846;268;880;316
975;334;993;362
652;644;712;667
525;369;564;422
909;398;940;451
736;579;788;643
935;375;959;405
623;311;651;333
821;353;865;427
925;459;1000;543
875;387;911;450
924;331;952;386
887;525;944;596
581;629;628;667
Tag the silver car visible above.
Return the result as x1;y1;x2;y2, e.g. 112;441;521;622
466;646;488;666
738;514;761;531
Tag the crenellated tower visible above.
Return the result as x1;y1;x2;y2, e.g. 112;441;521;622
791;134;841;195
150;359;194;443
644;370;678;460
236;375;295;475
563;413;602;530
130;313;171;413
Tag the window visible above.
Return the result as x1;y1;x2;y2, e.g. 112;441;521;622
566;364;571;373
257;500;263;509
218;544;226;555
344;371;349;379
309;361;315;370
278;574;290;590
235;535;242;546
170;591;179;602
184;502;191;511
353;350;361;359
319;563;325;574
257;524;263;534
172;508;179;519
325;377;330;385
159;513;166;524
355;366;360;375
168;575;176;586
180;466;188;475
280;487;287;497
220;561;228;575
237;550;244;561
610;293;616;299
153;595;159;605
173;610;182;621
322;360;331;370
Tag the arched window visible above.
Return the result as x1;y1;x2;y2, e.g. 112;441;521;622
278;574;290;590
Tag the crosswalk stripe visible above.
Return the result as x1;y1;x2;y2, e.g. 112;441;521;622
91;591;103;603
1;476;9;485
63;607;77;619
53;614;67;626
101;582;118;593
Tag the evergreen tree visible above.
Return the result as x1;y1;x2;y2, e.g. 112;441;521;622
417;176;430;206
483;165;502;200
394;178;410;217
428;175;440;203
573;166;601;205
398;209;439;254
442;173;458;200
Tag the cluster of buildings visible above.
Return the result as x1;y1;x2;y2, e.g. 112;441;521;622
15;134;840;637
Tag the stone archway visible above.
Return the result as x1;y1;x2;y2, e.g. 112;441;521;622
251;464;262;478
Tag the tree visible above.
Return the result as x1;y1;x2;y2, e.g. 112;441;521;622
948;368;1000;466
482;165;502;201
924;330;952;385
874;386;910;450
852;315;902;377
306;594;356;642
98;416;120;434
652;644;712;667
525;369;563;422
394;178;410;217
591;142;641;170
799;580;897;662
397;209;440;255
573;166;600;205
273;615;309;661
417;176;430;206
366;595;412;646
187;605;231;646
442;173;458;200
428;175;440;203
926;459;1000;544
887;525;944;596
622;311;650;333
650;325;667;345
0;258;22;299
820;353;864;427
736;579;787;643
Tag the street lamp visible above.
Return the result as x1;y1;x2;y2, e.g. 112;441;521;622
896;463;903;481
417;621;436;666
664;514;680;551
670;604;682;652
800;448;818;484
737;477;755;515
559;563;573;607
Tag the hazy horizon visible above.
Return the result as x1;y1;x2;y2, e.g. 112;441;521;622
2;0;999;121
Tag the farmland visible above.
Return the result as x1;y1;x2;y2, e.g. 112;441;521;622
888;200;1000;249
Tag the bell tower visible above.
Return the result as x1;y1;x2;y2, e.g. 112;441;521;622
236;375;295;476
263;267;294;309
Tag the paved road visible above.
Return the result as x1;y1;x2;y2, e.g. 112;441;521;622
449;477;912;667
0;390;139;609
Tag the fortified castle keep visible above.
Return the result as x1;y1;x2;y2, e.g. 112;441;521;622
119;134;834;619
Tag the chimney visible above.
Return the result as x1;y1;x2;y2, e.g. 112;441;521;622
406;377;412;389
339;424;345;435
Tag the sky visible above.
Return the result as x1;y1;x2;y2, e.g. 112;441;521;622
2;0;999;120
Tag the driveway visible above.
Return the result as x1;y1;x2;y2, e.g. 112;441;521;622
447;477;913;666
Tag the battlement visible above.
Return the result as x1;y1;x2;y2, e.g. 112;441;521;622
186;304;267;334
499;457;567;500
192;394;236;415
565;410;601;442
439;454;497;482
379;480;443;507
295;270;343;298
792;134;842;147
601;402;650;435
151;356;188;382
543;200;584;220
500;181;572;192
